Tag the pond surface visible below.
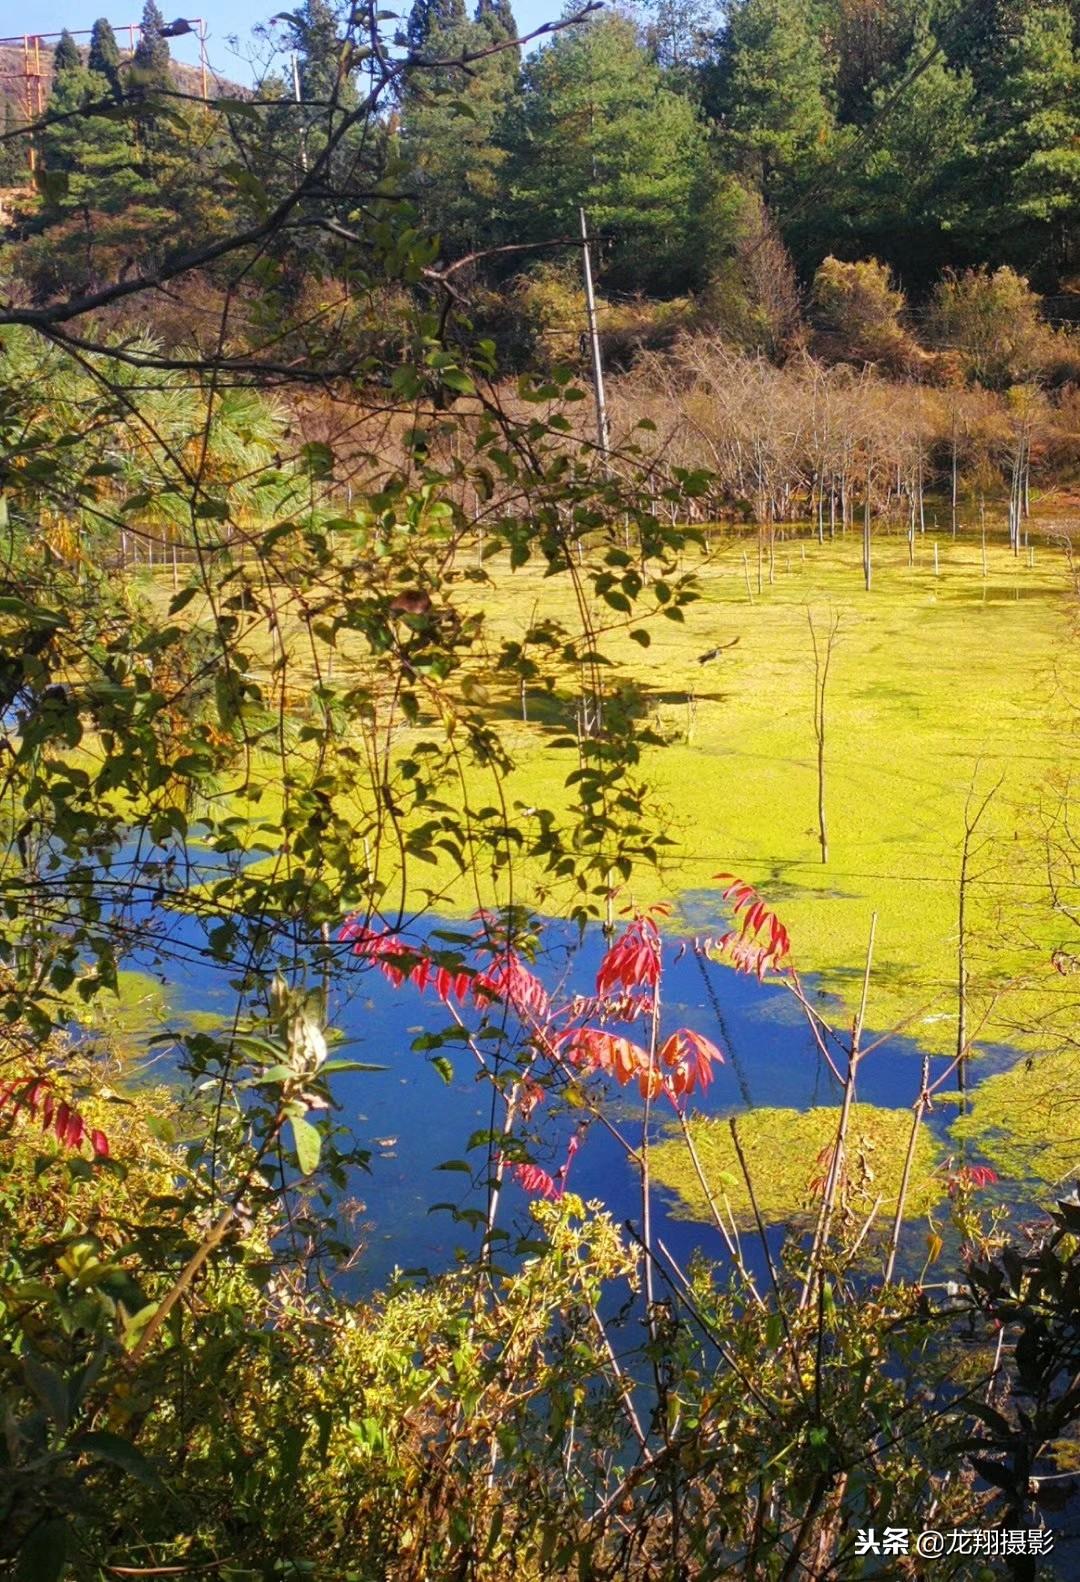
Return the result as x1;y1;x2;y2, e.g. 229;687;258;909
142;902;1028;1295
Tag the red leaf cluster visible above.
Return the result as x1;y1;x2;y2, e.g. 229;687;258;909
561;1027;648;1084
946;1163;999;1197
508;1130;582;1201
561;1024;722;1105
340;921;550;1024
340;921;471;1003
474;951;551;1024
706;875;791;978
565;990;654;1025
0;1077;108;1157
657;1028;722;1099
511;1161;561;1199
596;915;662;1000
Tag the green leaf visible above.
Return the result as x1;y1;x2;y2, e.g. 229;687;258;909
430;1055;454;1084
16;1518;68;1582
440;368;475;396
34;168;68;202
320;1059;388;1073
23;1358;68;1429
300;442;334;478
73;1430;158;1485
290;1115;321;1176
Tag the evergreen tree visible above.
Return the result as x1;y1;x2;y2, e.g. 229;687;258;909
132;0;171;81
503;14;709;292
407;0;467;54
476;0;516;33
285;0;348;103
400;12;519;257
639;0;721;79
88;18;123;99
276;0;385;191
707;0;835;204
0;102;27;185
990;4;1080;265
819;0;921;125
53;30;82;77
43;49;155;225
851;18;978;281
475;0;519;85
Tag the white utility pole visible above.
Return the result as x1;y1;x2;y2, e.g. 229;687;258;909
579;208;609;458
291;52;308;172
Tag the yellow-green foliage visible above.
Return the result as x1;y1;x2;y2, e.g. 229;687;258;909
652;1103;944;1225
951;1047;1080;1189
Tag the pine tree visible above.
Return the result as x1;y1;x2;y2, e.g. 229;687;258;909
852;17;978;280
132;0;171;81
638;0;721;79
707;0;835;202
43;53;153;210
400;12;518;256
476;0;516;35
283;0;344;102
0;102;27;185
819;0;922;125
53;30;82;77
993;4;1080;257
475;0;519;85
946;0;1080;270
503;14;709;292
89;18;123;99
407;0;467;54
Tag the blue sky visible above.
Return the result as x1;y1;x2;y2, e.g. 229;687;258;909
0;0;565;85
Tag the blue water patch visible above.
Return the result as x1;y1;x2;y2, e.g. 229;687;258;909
129;908;1021;1294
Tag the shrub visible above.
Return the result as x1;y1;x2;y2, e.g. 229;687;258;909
927;265;1051;389
810;255;918;374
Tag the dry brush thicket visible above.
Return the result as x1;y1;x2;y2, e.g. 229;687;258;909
610;338;1080;532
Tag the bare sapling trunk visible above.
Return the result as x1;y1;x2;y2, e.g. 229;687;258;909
951;417;958;538
956;774;1001;1105
884;1051;931;1285
800;914;877;1309
808;608;841;866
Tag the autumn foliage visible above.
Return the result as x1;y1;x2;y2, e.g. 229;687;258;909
340;882;790;1200
0;1076;108;1157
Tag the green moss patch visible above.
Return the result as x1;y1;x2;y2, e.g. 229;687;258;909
63;970;173;1037
950;1049;1080;1189
148;525;1080;1058
652;1102;945;1225
63;972;229;1046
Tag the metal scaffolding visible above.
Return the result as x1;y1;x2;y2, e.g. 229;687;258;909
0;17;208;173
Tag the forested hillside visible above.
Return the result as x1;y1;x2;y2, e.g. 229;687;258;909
5;0;1080;319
